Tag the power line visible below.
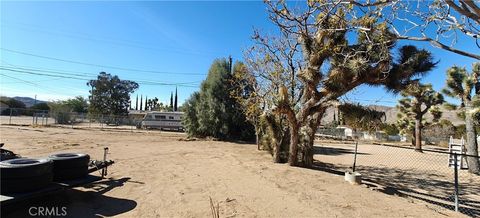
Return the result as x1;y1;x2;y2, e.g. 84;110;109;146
1;48;207;76
0;61;201;86
0;73;83;95
1;21;230;58
0;67;200;88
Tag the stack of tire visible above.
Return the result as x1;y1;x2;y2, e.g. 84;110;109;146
0;153;90;194
0;158;53;194
49;153;90;181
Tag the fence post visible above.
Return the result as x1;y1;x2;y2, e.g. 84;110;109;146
9;108;12;125
454;152;459;212
353;141;358;172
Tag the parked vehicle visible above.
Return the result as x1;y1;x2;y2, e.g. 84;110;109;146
139;111;184;131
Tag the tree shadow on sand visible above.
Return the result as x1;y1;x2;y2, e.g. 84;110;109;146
311;161;480;217
313;146;370;156
2;177;138;218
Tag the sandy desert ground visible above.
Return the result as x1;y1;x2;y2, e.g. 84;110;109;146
0;125;469;217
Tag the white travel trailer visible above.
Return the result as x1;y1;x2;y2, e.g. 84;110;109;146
140;111;184;131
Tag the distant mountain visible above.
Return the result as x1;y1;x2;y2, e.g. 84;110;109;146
12;96;47;108
321;104;465;126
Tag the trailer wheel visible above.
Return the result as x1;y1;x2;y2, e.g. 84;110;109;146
0;158;53;179
53;166;88;181
48;153;90;169
1;173;53;194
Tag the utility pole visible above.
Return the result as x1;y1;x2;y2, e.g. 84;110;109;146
34;95;37;106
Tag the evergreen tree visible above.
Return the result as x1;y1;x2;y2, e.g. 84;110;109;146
135;95;138;110
183;59;255;140
140;95;143;111
174;87;178;112
170;92;173;110
145;96;148;111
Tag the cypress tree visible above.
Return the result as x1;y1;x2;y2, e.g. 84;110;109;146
140;95;143;111
174;87;178;112
170;92;173;110
135;94;138;110
145;96;148;111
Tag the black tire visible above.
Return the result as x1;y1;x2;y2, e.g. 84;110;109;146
48;153;90;169
0;158;53;179
53;165;88;181
1;173;53;194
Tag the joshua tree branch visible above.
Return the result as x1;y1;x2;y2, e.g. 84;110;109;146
396;35;480;60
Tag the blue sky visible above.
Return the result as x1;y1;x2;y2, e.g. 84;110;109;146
1;1;478;107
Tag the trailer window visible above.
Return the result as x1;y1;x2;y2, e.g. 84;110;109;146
155;115;166;120
169;116;174;120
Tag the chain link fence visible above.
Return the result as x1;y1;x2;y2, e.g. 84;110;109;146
315;142;480;217
0;108;143;131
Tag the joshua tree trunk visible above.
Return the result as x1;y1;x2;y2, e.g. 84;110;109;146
301;125;315;167
411;129;416;147
256;131;260;151
465;103;480;174
415;118;422;152
288;123;300;166
273;139;281;163
300;111;324;168
265;115;282;163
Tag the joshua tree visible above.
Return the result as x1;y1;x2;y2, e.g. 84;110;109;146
442;63;480;174
396;83;444;151
241;1;438;167
347;0;480;60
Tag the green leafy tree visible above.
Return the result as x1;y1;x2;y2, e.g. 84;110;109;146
0;96;27;115
396;83;444;152
338;103;385;138
231;62;264;148
64;96;88;113
381;123;399;136
442;64;480;174
146;97;160;111
183;59;255;141
30;103;50;111
48;101;73;124
0;96;26;109
182;92;201;136
87;72;139;116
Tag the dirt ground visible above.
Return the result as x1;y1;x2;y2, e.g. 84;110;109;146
0;125;468;217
